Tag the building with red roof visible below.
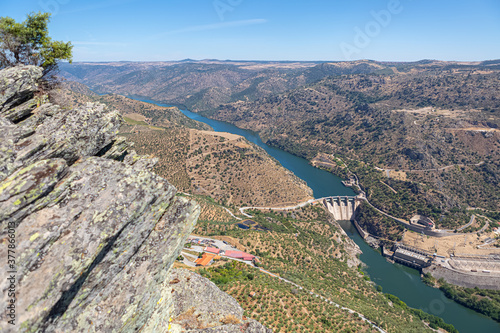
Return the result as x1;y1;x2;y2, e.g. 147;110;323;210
195;253;216;266
204;247;220;255
225;250;255;261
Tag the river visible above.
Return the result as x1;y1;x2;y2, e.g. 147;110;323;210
136;98;499;333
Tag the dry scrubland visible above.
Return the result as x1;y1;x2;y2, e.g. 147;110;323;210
208;66;500;238
186;129;313;207
191;195;237;224
61;60;500;240
120;122;313;207
403;229;500;257
119;124;192;191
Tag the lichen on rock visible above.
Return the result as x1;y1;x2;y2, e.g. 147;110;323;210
0;65;270;333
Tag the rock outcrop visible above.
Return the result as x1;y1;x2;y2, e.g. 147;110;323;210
169;269;271;333
0;66;270;333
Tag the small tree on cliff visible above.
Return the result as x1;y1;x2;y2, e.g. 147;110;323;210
0;12;72;82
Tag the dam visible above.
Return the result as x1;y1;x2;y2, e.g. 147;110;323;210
323;196;360;221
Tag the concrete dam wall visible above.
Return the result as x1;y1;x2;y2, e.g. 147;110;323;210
323;196;359;221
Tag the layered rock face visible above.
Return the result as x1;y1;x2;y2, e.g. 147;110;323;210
170;269;271;333
0;66;269;333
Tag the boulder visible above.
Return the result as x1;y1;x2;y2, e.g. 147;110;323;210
0;66;199;332
170;269;272;333
0;66;42;115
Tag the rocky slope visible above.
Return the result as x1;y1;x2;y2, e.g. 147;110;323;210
0;66;270;333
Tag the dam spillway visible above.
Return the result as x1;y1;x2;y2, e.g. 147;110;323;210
323;196;359;221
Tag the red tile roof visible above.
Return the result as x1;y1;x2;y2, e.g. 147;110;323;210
205;247;220;254
225;250;255;261
195;253;215;266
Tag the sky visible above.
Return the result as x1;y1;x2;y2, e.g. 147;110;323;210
1;0;499;62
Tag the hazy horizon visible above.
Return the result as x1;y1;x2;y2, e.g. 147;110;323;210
1;0;499;62
66;58;500;64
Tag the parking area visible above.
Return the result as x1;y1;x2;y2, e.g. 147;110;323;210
186;236;240;253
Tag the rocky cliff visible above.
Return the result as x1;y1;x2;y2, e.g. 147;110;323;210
0;66;270;333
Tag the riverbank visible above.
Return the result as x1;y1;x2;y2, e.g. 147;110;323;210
147;98;500;333
424;265;500;290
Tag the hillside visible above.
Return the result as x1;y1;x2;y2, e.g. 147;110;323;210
207;69;500;234
184;199;458;333
59;60;319;111
56;61;500;329
55;83;210;130
56;73;462;332
60;59;500;113
59;59;500;237
57;85;314;208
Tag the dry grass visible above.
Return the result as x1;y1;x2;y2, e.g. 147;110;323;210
387;170;408;181
195;196;235;223
187;130;313;207
123;113;146;122
402;230;500;257
220;314;241;325
120;125;192;191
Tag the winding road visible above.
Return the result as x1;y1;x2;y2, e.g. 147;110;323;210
374;161;484;174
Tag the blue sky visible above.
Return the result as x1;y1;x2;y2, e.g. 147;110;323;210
1;0;499;62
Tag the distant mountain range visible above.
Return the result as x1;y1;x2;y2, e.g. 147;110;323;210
60;59;500;113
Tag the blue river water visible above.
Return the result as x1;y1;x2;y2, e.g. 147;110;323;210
181;109;356;198
134;97;499;333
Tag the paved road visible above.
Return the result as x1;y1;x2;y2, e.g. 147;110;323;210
476;215;491;234
239;198;321;218
457;214;475;231
223;207;242;220
375;161;484;174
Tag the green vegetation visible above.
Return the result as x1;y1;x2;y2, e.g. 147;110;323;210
439;280;500;322
223;267;380;332
348;161;471;231
194;200;450;332
355;202;404;242
421;273;435;287
200;261;255;286
0;12;72;78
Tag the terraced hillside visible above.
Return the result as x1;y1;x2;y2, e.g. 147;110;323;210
185;201;458;333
